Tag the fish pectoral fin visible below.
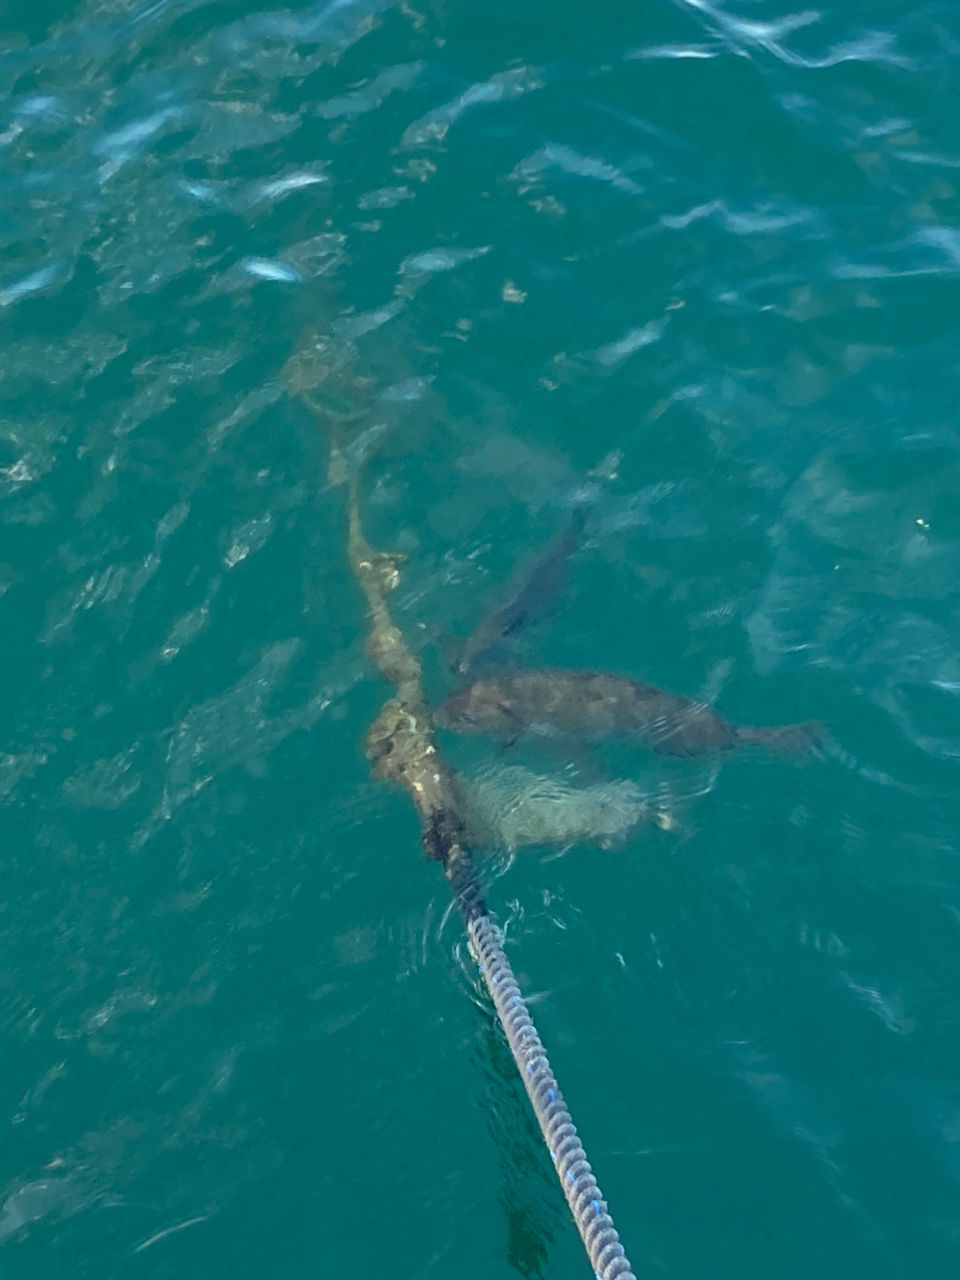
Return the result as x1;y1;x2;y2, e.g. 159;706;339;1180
494;702;527;754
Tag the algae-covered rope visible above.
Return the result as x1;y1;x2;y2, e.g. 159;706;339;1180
299;357;637;1280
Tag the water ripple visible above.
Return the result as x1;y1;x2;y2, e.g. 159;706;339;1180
2;0;960;1275
400;64;543;148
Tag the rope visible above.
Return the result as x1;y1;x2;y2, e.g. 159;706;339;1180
296;357;638;1280
449;859;637;1280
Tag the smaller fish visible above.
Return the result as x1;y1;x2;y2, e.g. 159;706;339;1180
454;507;587;675
460;764;652;850
437;667;823;758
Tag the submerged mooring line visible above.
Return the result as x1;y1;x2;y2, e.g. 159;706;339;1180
312;399;637;1280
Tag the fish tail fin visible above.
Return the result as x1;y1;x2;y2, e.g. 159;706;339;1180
736;720;826;758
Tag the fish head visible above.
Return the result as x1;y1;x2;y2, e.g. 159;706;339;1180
436;687;476;728
437;682;519;736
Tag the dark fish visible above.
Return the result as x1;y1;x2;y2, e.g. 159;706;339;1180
454;507;587;675
437;667;823;758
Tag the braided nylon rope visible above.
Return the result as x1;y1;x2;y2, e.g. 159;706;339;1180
450;860;638;1280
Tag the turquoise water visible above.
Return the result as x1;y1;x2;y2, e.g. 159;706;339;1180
2;1;960;1275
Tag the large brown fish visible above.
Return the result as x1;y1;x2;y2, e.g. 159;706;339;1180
437;668;823;757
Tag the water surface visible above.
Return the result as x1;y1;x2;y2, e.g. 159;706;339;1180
2;1;960;1276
